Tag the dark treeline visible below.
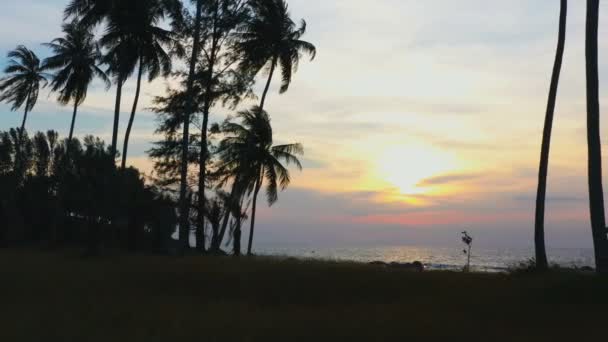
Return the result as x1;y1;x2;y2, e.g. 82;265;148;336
0;129;176;254
0;0;315;256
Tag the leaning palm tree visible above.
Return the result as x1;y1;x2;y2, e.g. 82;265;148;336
0;46;49;140
99;0;182;169
217;107;303;255
534;0;568;271
44;22;110;145
234;0;316;110
65;0;121;157
585;0;608;274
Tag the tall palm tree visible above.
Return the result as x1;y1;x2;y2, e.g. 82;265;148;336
234;0;316;110
64;0;182;163
65;0;121;157
217;107;302;255
0;46;49;139
585;0;608;274
99;0;182;169
44;22;110;145
534;0;568;271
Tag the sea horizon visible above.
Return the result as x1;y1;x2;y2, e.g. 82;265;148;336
253;244;596;272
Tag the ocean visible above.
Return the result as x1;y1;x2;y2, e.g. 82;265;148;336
254;245;596;272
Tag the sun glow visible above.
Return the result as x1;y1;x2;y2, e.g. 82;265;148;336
376;144;458;197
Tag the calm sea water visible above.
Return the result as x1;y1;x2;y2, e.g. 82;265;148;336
254;245;596;272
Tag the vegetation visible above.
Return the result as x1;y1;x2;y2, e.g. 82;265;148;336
1;0;312;257
43;21;109;144
2;249;608;341
234;0;316;110
0;46;49;142
0;129;175;253
214;107;303;255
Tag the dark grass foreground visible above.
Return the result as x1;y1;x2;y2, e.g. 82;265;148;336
2;249;608;341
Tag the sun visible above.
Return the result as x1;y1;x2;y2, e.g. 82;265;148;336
376;144;457;196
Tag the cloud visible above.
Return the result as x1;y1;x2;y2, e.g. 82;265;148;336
417;173;482;187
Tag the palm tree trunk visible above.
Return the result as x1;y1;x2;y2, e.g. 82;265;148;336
15;92;31;175
68;102;78;142
216;200;232;252
247;177;262;256
179;0;204;254
111;79;123;159
259;56;278;111
232;219;242;257
247;176;262;256
534;0;567;271
196;112;210;253
121;60;144;170
216;182;241;252
20;106;29;137
67;101;79;156
585;0;608;274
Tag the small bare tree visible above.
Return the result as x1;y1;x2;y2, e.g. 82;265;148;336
462;231;473;272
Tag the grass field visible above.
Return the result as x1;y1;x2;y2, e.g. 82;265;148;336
1;248;607;341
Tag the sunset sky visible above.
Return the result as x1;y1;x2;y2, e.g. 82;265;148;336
2;0;608;249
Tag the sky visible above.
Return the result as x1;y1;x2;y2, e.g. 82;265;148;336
3;0;608;250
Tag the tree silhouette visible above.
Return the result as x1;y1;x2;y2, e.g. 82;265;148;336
64;0;183;162
64;0;121;157
234;0;316;110
44;21;110;146
216;107;302;255
98;0;183;169
179;0;253;253
534;0;567;271
178;0;205;254
0;46;49;145
585;0;608;274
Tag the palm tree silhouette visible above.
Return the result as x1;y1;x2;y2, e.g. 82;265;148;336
217;107;302;255
64;0;182;164
234;0;316;110
585;0;608;274
64;0;115;28
64;0;121;157
99;0;182;169
0;46;49;140
43;22;110;145
534;0;567;271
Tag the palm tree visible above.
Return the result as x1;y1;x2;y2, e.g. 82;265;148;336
64;0;115;28
0;46;49;141
217;107;302;255
99;0;182;169
534;0;568;271
64;0;121;157
585;0;608;274
44;22;110;146
234;0;316;110
64;0;182;163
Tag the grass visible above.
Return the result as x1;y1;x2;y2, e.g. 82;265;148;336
1;248;608;341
